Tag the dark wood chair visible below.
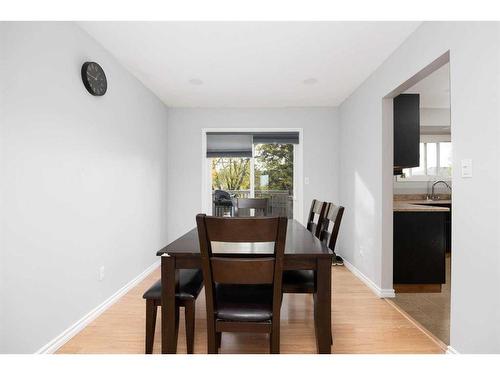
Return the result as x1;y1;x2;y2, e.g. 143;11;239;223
318;203;345;255
283;202;344;294
306;199;328;238
282;202;344;345
234;197;269;217
196;214;287;354
142;269;203;354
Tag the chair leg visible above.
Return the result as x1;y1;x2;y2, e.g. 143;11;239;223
184;300;196;354
207;319;218;354
216;332;222;348
145;299;157;354
270;321;280;354
174;304;180;348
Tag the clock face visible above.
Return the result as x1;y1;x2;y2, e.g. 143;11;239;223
81;62;107;96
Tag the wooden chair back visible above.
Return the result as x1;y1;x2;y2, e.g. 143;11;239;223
319;203;345;252
196;214;287;353
234;197;269;217
306;199;328;238
197;214;287;285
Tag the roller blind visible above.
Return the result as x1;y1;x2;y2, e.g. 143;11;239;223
206;132;299;158
252;132;299;145
206;134;253;158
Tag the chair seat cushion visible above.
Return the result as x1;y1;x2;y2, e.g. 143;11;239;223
143;269;203;301
215;284;273;322
282;270;315;291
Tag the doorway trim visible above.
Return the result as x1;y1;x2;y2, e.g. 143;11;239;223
201;128;304;223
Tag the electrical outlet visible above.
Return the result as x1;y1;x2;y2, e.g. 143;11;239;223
98;266;105;281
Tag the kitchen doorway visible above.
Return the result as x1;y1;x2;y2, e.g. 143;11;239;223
382;52;452;346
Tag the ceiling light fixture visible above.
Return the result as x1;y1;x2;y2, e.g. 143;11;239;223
303;78;318;85
189;78;203;86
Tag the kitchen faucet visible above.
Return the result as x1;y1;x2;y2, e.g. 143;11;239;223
430;180;452;200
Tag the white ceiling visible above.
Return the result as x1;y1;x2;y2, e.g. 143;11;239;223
79;21;421;108
405;63;450;108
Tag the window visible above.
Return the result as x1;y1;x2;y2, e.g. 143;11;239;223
400;142;452;180
209;139;295;218
439;142;452;178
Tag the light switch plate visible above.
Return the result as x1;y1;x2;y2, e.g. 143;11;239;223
304;177;310;185
98;266;105;281
461;159;473;178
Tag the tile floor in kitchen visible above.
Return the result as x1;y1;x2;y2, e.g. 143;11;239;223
393;253;451;344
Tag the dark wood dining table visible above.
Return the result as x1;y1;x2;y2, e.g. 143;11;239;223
156;219;333;354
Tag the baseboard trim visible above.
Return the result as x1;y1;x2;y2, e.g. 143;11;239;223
343;259;395;298
35;260;160;354
446;346;459;354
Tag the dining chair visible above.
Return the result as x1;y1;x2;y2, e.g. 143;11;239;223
282;202;344;344
283;202;344;293
319;203;346;266
196;214;287;354
306;199;328;238
142;269;203;354
234;197;269;217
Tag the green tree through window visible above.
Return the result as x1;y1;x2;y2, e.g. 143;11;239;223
255;143;293;193
211;158;250;190
210;144;294;194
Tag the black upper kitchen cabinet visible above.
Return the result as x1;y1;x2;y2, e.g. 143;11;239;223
394;94;420;171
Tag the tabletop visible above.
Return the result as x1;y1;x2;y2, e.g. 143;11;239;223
157;219;332;259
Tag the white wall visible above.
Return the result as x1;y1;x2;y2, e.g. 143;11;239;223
421;108;450;127
165;107;339;242
0;22;169;353
338;22;500;353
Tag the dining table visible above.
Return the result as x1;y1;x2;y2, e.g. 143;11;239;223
156;218;333;354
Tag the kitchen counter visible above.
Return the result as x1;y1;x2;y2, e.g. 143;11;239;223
393;200;451;212
393;194;451;291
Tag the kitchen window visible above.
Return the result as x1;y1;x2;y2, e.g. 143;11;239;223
398;141;452;181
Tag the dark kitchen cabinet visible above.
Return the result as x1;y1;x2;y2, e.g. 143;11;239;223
393;211;446;284
423;202;452;252
394;94;420;171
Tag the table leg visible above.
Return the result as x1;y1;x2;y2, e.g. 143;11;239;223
314;257;332;354
161;254;179;354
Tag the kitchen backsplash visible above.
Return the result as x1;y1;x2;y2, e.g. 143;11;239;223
393;180;452;195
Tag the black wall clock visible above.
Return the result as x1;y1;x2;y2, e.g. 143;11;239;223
81;62;107;96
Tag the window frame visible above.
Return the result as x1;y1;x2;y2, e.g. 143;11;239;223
397;139;452;182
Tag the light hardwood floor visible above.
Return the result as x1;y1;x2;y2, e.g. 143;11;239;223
57;266;444;354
